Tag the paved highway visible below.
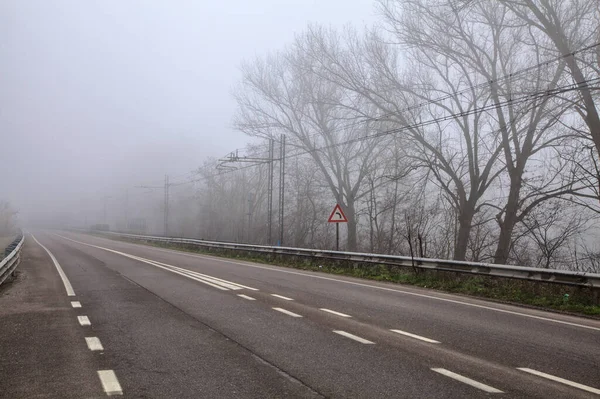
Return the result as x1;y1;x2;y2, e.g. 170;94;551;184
1;231;599;398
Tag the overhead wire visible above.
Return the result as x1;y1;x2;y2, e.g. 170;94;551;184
131;42;600;189
166;76;600;186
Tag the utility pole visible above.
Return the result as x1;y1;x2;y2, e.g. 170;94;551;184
124;188;129;232
217;139;278;244
278;134;286;246
164;174;169;236
247;193;253;243
267;138;275;244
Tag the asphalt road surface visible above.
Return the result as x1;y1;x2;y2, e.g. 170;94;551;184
1;231;599;398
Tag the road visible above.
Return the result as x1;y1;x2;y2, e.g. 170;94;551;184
1;230;599;398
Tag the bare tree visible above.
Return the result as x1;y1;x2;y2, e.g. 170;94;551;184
233;46;388;251
521;201;588;268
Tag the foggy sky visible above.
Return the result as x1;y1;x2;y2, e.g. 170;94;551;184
0;0;375;223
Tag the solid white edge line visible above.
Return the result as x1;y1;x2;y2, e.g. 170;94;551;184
128;240;600;332
333;330;374;344
57;233;600;332
78;315;91;326
57;235;229;291
31;234;75;296
517;368;600;395
431;368;503;393
237;294;256;301
273;307;303;318
71;301;82;308
97;370;123;396
390;329;440;344
271;294;293;301
320;308;351;318
85;337;104;351
54;234;259;292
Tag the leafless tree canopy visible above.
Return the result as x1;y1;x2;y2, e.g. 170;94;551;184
69;0;599;273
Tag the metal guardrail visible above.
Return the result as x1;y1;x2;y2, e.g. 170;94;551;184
97;231;600;289
0;233;25;287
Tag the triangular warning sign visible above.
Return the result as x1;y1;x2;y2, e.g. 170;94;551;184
328;204;348;223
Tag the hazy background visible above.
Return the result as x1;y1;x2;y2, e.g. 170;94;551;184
0;0;375;224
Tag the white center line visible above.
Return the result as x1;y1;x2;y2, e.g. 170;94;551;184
271;294;294;301
54;234;258;292
273;307;303;318
320;308;351;318
517;368;600;395
333;330;374;344
237;294;256;301
85;337;104;351
31;234;75;296
71;301;82;308
431;368;503;393
78;316;91;326
97;370;123;396
390;329;440;344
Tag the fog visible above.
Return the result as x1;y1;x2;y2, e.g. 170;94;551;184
2;1;599;271
1;0;374;224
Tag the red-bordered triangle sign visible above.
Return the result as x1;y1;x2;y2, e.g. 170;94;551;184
328;204;348;223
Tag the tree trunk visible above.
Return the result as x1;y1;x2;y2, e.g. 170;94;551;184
494;174;523;264
345;200;358;251
454;208;474;261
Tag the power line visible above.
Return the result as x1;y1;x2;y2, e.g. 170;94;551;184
279;42;600;150
166;76;600;186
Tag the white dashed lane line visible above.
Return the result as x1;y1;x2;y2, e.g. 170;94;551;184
78;316;91;326
390;329;440;344
98;370;123;396
273;307;303;318
431;368;503;393
333;330;374;344
71;301;82;308
517;368;600;395
85;337;104;351
237;294;256;301
320;308;351;318
271;294;294;301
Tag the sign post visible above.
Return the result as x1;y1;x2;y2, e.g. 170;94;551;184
327;204;348;251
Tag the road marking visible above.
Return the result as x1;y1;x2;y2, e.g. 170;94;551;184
97;370;123;396
85;337;104;351
71;301;82;308
54;234;257;292
273;307;303;318
517;368;600;395
31;234;75;296
333;330;374;344
390;329;440;344
271;294;293;301
320;308;351;318
59;233;600;332
238;294;256;301
133;243;600;332
431;368;503;393
78;316;91;326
